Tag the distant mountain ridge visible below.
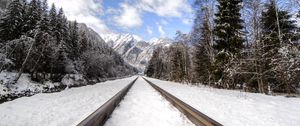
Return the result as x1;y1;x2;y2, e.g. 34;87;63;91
101;33;172;72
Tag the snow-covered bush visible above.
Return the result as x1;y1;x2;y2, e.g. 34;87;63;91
61;74;87;87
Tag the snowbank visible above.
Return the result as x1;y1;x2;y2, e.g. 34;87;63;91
0;72;132;103
0;76;137;126
145;77;300;126
0;72;59;102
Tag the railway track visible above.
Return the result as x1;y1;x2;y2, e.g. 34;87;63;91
142;77;223;126
77;77;138;126
77;76;222;126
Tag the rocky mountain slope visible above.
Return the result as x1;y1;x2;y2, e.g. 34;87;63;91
77;24;138;77
101;33;172;71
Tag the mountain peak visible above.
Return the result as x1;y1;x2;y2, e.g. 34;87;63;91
100;33;172;71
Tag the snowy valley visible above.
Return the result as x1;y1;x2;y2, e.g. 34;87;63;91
1;0;300;126
101;33;172;71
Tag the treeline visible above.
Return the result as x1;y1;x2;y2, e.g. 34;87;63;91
145;0;300;94
0;0;137;84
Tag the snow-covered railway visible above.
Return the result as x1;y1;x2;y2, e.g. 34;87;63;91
77;77;138;126
143;77;222;126
79;76;222;126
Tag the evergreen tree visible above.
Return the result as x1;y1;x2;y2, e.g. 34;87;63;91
23;0;42;35
213;0;244;88
54;8;69;45
170;44;185;82
194;18;214;84
145;48;160;77
29;0;53;82
0;0;25;41
38;0;49;32
78;31;88;54
51;43;68;81
192;1;215;85
214;0;244;53
174;31;191;82
261;0;297;49
49;3;57;36
261;0;298;93
68;21;79;60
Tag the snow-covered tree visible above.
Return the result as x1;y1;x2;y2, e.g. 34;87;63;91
270;45;300;94
0;0;25;41
23;0;42;35
38;0;49;33
145;47;165;78
260;0;298;93
68;21;79;60
192;1;215;85
55;8;68;44
213;0;244;88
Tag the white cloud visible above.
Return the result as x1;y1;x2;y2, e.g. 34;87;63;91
137;0;192;17
146;26;153;35
113;0;192;29
114;3;143;28
158;25;166;37
47;0;110;33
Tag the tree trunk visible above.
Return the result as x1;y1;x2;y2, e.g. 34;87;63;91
13;39;35;83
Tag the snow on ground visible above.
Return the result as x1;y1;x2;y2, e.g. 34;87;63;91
105;77;194;126
0;76;137;126
0;72;46;95
145;77;300;126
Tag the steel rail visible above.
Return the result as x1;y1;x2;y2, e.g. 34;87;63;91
77;77;138;126
143;77;223;126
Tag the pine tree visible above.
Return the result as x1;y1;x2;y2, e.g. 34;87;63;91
192;1;215;85
174;31;191;82
261;0;298;93
194;19;214;85
78;31;88;54
38;0;49;32
23;0;42;35
68;21;79;60
49;3;57;37
145;48;160;77
261;0;297;49
55;8;69;44
213;0;244;88
214;0;244;53
51;43;68;81
170;44;185;82
0;0;25;41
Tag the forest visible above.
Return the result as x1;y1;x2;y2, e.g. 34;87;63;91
0;0;137;86
145;0;300;94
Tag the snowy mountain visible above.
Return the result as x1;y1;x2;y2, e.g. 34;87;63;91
101;33;172;71
76;23;138;76
78;23;106;48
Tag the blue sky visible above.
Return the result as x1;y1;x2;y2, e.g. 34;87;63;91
48;0;194;41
